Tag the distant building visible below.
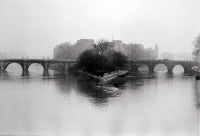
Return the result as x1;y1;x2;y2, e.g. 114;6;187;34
153;45;159;59
73;39;95;58
112;40;126;52
113;40;123;46
145;47;154;60
53;39;161;60
124;43;145;60
133;43;144;50
53;42;73;60
76;39;94;47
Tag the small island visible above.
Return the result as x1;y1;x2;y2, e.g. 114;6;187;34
74;40;128;84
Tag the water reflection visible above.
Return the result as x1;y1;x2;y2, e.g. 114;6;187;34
55;76;127;107
193;80;200;109
0;71;199;135
77;81;120;107
54;75;78;95
193;80;200;136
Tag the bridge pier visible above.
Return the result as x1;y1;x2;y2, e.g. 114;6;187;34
0;62;10;72
0;62;4;71
63;63;73;72
167;68;173;74
167;65;173;75
22;62;29;72
21;62;29;76
65;63;70;71
43;62;49;76
149;64;154;75
22;71;29;76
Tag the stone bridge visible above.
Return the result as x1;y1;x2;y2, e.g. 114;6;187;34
128;60;199;75
0;59;77;75
0;59;199;76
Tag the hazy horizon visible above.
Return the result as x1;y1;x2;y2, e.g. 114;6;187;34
0;0;199;57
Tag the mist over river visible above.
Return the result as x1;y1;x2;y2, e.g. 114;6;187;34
0;64;199;136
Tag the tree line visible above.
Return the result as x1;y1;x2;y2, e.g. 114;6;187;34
53;39;159;76
77;40;127;76
53;40;159;61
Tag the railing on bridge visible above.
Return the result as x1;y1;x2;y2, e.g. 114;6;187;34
0;56;52;60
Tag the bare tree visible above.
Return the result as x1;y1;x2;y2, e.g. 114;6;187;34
53;42;73;60
193;34;200;56
93;39;113;55
126;44;144;60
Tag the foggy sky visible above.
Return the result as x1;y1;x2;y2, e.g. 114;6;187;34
0;0;199;57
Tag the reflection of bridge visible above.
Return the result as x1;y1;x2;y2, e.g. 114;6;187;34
0;59;199;76
128;60;199;75
0;59;77;75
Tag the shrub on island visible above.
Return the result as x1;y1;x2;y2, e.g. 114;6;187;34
77;49;127;76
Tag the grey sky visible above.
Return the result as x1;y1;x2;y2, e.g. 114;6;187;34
0;0;199;57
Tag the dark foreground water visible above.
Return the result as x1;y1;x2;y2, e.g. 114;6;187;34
0;69;200;136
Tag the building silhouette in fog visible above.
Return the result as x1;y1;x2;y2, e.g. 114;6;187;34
74;39;94;57
76;39;94;47
54;39;95;60
112;40;126;53
54;38;159;60
153;45;159;59
112;39;159;60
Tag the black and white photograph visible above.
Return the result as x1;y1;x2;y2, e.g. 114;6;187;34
0;0;200;135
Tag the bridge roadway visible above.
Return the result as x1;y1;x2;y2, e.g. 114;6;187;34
0;59;199;76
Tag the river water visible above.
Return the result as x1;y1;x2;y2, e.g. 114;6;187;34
0;65;199;136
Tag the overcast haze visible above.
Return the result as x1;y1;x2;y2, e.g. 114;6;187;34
0;0;199;57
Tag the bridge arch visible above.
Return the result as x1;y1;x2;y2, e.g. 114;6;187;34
172;64;185;74
4;62;23;72
28;63;45;73
154;63;168;73
137;64;149;72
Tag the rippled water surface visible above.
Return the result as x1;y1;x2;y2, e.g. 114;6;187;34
0;67;200;136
